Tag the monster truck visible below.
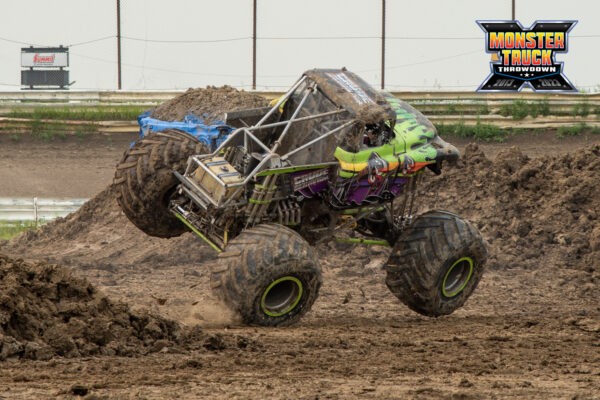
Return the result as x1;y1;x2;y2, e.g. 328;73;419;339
113;69;487;326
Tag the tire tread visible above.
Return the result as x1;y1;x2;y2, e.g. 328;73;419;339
384;210;487;317
211;224;322;326
112;129;207;238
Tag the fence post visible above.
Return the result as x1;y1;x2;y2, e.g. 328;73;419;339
33;196;38;227
117;0;122;90
381;0;386;90
252;0;257;90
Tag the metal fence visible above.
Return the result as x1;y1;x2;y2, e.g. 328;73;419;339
0;91;598;132
0;198;87;222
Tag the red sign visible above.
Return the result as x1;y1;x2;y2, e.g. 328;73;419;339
21;52;68;67
33;54;55;65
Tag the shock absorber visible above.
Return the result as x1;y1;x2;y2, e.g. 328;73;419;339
246;175;278;226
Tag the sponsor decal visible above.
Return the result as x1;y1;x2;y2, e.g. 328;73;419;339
327;72;375;104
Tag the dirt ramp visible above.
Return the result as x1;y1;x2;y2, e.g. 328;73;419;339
3;142;598;321
5;186;215;269
151;86;269;122
0;254;180;360
426;143;599;291
6;144;599;283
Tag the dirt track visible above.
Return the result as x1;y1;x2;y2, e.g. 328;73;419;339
0;130;597;197
0;130;599;396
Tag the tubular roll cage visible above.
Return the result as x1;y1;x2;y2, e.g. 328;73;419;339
177;75;354;209
171;73;422;251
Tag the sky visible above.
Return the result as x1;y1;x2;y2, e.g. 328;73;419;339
0;0;599;91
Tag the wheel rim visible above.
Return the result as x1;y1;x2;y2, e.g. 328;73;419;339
442;257;474;298
260;276;303;317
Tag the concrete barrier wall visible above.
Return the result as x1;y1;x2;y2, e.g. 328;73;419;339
0;198;87;222
0;91;598;132
0;90;599;104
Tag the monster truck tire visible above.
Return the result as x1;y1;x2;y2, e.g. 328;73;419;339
384;210;487;317
211;224;322;327
113;129;207;238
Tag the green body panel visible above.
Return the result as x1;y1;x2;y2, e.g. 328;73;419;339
174;212;222;253
256;162;337;177
333;93;439;175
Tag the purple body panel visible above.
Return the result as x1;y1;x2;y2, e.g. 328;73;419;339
293;167;409;207
344;176;408;204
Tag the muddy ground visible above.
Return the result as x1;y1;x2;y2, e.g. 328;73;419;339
0;91;598;398
0;131;597;399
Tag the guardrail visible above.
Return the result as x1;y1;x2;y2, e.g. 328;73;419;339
1;114;598;134
0;90;599;104
430;114;600;128
0;91;598;131
0;117;139;134
0;91;182;104
0;198;87;223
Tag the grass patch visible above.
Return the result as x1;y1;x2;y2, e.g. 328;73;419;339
499;99;529;120
436;121;507;142
529;99;550;118
438;122;600;140
445;104;458;115
498;99;550;120
498;99;598;118
16;117;99;141
4;105;148;121
556;123;600;138
476;103;490;115
0;105;142;140
440;103;490;116
572;102;591;117
74;123;98;139
30;119;77;141
0;221;39;240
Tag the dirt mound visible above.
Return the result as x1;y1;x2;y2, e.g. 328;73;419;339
2;142;598;325
1;185;223;325
5;144;599;283
0;253;180;360
151;86;269;122
424;144;599;293
4;185;215;270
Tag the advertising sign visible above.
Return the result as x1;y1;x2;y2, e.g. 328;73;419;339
21;51;69;68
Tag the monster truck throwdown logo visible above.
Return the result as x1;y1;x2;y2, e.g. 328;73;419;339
477;20;577;92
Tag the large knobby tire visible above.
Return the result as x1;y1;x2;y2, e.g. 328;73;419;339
384;210;487;317
113;129;207;238
211;224;322;327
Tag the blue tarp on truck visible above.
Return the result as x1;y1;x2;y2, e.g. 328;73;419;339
137;111;233;152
